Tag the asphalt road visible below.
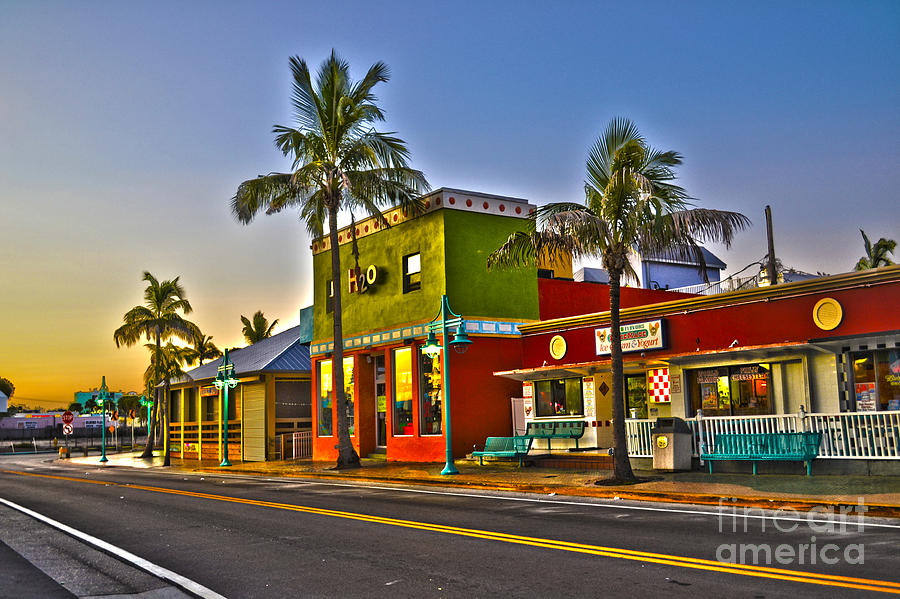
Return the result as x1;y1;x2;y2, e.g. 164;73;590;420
1;454;898;598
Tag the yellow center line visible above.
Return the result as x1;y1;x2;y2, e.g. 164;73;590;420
5;469;899;594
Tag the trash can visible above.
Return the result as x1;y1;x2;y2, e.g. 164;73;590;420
651;417;693;471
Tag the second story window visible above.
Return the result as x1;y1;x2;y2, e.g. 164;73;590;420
325;279;334;313
403;252;421;293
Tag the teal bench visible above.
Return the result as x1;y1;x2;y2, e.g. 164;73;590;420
701;432;823;476
525;420;586;453
472;436;534;467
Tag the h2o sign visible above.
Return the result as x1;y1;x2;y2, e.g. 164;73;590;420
349;264;379;294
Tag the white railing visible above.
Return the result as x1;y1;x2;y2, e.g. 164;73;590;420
280;430;313;460
669;276;759;296
626;412;900;460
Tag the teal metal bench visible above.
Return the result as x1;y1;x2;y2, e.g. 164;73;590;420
472;436;534;467
525;420;586;452
701;432;823;476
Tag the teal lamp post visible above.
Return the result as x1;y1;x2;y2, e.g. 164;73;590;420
421;294;473;475
214;348;239;467
139;394;153;448
97;376;114;463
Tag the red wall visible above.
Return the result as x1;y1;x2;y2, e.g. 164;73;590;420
538;278;698;320
524;280;900;368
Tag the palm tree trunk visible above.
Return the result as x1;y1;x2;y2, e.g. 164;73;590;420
162;381;171;467
609;270;636;481
329;203;360;469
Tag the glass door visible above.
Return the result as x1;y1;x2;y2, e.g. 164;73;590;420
374;355;387;446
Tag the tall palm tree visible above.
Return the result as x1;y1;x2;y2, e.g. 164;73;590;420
231;51;429;469
240;311;279;345
113;271;197;460
489;118;749;481
854;229;896;270
186;333;222;366
143;342;190;467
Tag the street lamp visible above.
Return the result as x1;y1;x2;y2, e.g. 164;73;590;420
422;294;473;475
214;348;239;467
97;376;113;463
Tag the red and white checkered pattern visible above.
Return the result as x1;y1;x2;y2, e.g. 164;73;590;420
648;368;670;403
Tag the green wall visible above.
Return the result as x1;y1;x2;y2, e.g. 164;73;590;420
312;208;539;342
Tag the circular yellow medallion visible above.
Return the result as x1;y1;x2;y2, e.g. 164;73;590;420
549;335;567;360
656;435;669;449
812;298;843;331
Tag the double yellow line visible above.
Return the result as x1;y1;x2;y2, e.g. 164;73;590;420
6;470;900;594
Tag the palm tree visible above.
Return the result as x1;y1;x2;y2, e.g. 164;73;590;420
240;311;279;345
143;342;190;467
489;118;749;481
186;333;222;366
854;229;896;270
113;271;197;460
231;51;429;469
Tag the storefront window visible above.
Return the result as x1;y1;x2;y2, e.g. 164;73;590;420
625;375;648;419
420;351;442;435
318;360;333;436
186;388;197;421
689;364;770;416
852;350;900;411
393;348;414;435
169;390;181;422
534;378;584;417
342;357;355;436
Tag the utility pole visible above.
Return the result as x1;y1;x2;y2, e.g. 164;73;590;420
765;205;777;286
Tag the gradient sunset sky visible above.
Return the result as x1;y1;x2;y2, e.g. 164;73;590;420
2;1;898;408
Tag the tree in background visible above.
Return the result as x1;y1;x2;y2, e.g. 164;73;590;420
230;52;429;468
855;230;896;271
185;333;222;366
113;271;197;461
142;342;190;467
0;377;14;399
240;311;279;345
489;118;749;481
68;402;84;413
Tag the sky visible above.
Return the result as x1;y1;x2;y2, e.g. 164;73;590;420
1;1;898;408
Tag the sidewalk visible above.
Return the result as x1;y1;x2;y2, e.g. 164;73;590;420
68;451;900;517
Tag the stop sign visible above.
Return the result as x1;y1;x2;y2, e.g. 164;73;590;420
62;411;74;424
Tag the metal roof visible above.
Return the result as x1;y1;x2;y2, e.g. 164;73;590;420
641;247;727;269
172;325;310;385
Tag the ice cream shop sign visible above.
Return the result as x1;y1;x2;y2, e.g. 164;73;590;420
595;319;665;355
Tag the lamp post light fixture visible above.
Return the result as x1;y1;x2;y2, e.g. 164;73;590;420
97;376;114;463
214;348;239;467
139;394;152;449
422;294;473;475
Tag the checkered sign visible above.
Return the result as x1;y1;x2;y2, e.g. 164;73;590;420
648;368;670;403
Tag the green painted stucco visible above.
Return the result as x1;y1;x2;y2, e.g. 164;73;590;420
312;208;539;342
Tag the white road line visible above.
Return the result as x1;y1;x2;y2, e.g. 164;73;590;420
0;497;227;599
262;477;900;530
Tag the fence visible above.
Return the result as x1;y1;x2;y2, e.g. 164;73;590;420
278;430;313;460
626;411;900;460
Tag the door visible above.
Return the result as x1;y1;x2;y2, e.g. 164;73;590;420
242;383;266;461
374;354;387;447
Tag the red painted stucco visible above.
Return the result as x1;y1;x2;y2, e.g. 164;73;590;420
537;278;698;320
524;279;900;368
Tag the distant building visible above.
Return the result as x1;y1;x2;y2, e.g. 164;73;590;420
574;248;727;291
74;389;125;409
0;390;7;413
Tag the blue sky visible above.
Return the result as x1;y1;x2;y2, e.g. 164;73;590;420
1;1;898;403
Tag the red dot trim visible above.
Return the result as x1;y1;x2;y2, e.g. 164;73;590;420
466;199;473;207
515;206;522;214
364;225;369;233
425;200;430;208
483;202;489;209
499;204;505;212
393;214;398;222
436;198;441;205
449;197;455;205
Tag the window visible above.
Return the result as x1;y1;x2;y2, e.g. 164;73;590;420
169;390;181;422
393;348;414;434
186;388;197;422
226;386;237;420
534;378;584;417
318;361;333;436
419;351;442;435
275;381;312;419
625;375;648;419
403;252;421;293
537;268;554;279
851;350;900;411
688;364;771;416
325;280;334;313
342;357;355;436
203;395;218;422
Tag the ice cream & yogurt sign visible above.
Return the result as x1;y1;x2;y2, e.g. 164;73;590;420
595;319;665;355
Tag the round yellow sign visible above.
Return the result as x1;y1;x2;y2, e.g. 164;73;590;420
656;435;669;449
812;297;842;331
549;335;567;360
